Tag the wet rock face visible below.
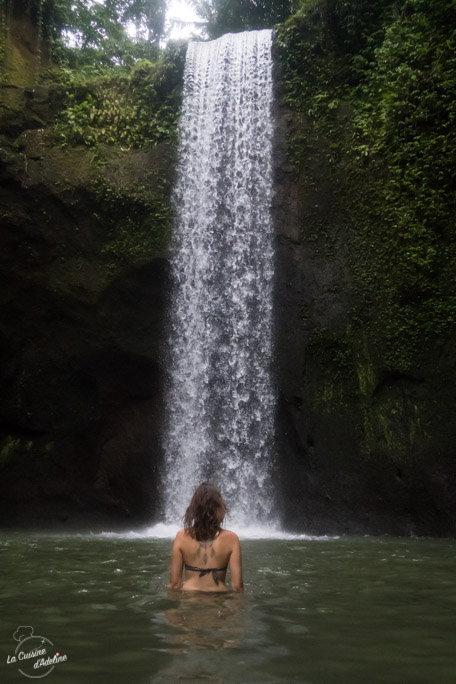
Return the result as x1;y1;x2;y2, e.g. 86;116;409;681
0;119;174;529
0;84;66;135
272;87;456;537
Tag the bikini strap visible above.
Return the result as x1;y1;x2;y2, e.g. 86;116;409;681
184;565;228;585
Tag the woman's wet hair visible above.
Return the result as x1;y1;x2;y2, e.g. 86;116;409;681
183;482;228;541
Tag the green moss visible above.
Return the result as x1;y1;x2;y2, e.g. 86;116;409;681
4;39;37;86
0;436;22;466
91;174;173;271
0;82;24;111
314;378;347;410
101;215;171;264
356;361;376;399
276;0;456;424
307;327;359;412
362;397;431;464
354;335;377;398
300;216;338;258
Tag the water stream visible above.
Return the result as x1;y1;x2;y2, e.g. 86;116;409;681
162;30;276;528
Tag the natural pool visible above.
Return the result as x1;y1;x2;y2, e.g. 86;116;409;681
1;532;454;683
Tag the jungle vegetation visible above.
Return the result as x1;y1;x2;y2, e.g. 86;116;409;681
1;0;455;368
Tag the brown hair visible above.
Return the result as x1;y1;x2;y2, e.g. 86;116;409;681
183;482;228;541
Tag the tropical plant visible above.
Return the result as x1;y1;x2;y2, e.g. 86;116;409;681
190;0;293;38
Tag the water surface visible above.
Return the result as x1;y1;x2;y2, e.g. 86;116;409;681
1;534;454;683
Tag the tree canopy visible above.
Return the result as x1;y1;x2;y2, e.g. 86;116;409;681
1;0;297;72
0;0;167;69
190;0;293;38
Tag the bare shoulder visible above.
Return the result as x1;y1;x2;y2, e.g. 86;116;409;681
220;529;240;544
174;528;187;543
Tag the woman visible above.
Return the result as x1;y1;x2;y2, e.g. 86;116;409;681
168;483;244;593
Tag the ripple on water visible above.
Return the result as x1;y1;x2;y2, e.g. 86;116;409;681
1;534;455;684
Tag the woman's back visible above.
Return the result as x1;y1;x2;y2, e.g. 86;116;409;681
169;528;243;593
167;483;244;593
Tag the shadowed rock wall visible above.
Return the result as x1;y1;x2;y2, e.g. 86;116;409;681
0;102;174;529
272;28;456;536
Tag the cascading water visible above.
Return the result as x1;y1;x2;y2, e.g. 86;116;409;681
162;29;276;531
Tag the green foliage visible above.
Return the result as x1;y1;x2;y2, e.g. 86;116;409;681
1;0;173;88
49;0;167;67
277;0;456;374
191;0;293;37
0;436;21;467
90;173;173;271
53;43;186;148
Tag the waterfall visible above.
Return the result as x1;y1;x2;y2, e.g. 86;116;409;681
162;29;276;529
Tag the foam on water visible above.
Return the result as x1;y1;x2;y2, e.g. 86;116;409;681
96;523;337;541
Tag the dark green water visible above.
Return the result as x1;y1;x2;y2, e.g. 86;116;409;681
1;533;454;683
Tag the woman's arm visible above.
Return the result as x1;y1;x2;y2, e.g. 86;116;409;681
168;530;184;590
229;533;244;593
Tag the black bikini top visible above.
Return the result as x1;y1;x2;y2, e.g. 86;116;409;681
184;564;228;585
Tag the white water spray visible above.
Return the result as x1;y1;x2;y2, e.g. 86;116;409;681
162;29;276;530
